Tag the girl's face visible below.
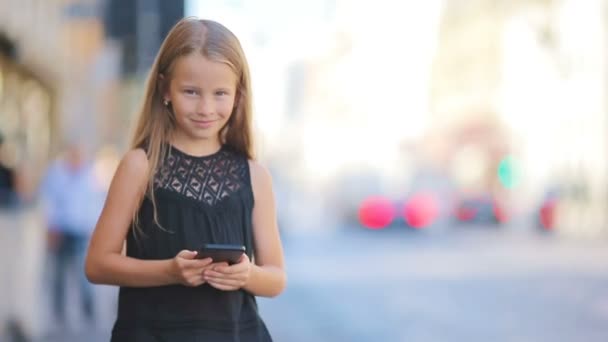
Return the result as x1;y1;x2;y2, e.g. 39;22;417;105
165;53;238;144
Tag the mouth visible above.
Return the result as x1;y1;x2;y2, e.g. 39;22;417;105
190;118;216;128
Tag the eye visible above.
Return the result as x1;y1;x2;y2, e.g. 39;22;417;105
183;89;198;95
215;90;229;96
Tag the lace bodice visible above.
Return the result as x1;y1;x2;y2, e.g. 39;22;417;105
154;145;250;206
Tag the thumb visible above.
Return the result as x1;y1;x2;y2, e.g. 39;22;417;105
239;253;250;263
177;250;198;259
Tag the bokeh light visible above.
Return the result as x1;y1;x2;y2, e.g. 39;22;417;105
540;198;557;230
498;155;520;189
358;196;395;229
403;192;439;229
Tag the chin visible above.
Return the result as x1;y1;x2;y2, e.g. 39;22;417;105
179;124;224;141
190;132;220;141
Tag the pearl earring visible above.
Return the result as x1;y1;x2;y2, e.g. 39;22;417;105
163;99;170;106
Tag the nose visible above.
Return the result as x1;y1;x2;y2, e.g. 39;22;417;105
196;96;214;116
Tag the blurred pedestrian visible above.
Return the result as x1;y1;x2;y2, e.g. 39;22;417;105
40;141;104;332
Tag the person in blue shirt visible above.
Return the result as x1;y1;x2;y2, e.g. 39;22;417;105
40;141;104;331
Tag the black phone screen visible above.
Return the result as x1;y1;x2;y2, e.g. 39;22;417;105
196;244;246;264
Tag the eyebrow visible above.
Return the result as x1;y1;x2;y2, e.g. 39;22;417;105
214;87;233;92
178;83;201;88
177;82;234;91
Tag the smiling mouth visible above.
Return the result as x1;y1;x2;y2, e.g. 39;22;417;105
191;119;216;128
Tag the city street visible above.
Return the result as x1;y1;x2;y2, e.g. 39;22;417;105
28;225;608;342
3;1;608;342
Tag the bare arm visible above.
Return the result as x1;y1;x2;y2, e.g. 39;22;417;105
204;160;287;296
85;149;212;287
243;161;286;297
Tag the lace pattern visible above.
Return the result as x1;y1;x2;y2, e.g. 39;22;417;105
154;146;248;206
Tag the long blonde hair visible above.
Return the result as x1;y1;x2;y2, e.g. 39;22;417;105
130;17;254;230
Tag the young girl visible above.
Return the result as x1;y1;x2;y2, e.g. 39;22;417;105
85;17;286;341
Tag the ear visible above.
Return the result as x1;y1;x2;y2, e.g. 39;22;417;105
233;88;242;111
158;73;170;102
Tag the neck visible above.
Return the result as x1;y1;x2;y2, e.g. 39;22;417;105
170;134;222;157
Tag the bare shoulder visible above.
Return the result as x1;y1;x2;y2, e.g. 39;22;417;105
115;148;149;188
121;148;148;171
120;148;149;175
247;159;273;190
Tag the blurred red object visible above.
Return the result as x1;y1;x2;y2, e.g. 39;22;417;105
540;198;557;230
456;206;477;221
358;196;395;229
403;192;439;229
493;200;509;223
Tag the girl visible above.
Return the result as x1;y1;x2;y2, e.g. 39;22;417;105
85;17;286;341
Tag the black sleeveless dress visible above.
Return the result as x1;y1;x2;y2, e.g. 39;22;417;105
111;145;272;342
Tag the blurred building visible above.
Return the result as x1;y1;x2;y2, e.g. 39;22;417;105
2;0;607;236
1;0;111;182
0;1;183;337
0;39;52;179
430;0;608;236
0;0;183;178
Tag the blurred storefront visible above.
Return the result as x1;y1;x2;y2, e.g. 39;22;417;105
0;49;52;183
0;0;184;176
430;0;608;237
0;1;184;337
0;0;112;173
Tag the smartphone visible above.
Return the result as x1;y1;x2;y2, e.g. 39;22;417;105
196;243;246;264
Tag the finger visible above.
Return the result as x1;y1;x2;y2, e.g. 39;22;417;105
211;262;229;270
214;263;247;274
207;281;237;291
202;262;227;271
206;277;242;288
177;250;198;260
186;275;206;287
204;269;240;278
239;254;250;263
196;257;213;267
216;256;248;273
199;263;219;274
204;272;245;284
184;258;213;269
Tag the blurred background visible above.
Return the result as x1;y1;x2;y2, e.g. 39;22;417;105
1;0;608;341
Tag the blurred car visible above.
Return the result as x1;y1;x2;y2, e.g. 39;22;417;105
454;194;507;225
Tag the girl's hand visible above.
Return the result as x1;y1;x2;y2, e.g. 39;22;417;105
204;254;252;291
171;250;213;287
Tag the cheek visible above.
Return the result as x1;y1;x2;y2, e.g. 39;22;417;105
219;100;236;117
172;98;195;115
